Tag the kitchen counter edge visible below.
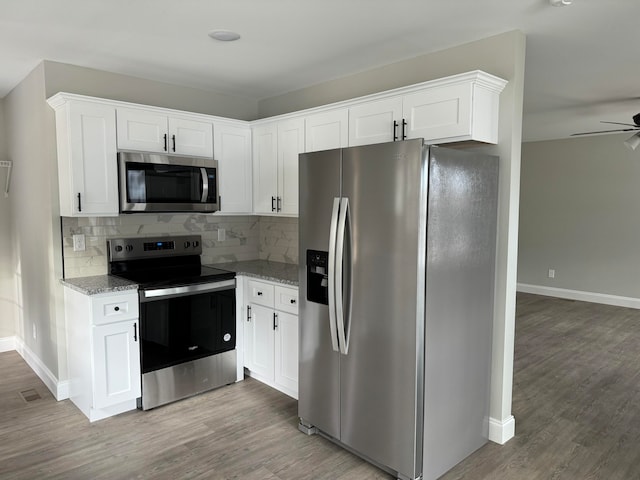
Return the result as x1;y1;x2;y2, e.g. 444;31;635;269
211;260;299;286
60;275;139;296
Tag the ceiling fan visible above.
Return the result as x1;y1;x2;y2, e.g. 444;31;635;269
571;113;640;150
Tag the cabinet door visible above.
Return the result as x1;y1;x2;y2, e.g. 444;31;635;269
252;123;279;214
214;123;252;213
277;118;304;215
117;108;168;153
63;101;119;216
274;311;298;396
169;117;213;158
402;83;471;142
92;320;141;409
305;109;348;153
245;304;275;380
348;97;402;147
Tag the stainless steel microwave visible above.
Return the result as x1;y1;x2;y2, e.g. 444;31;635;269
118;152;219;213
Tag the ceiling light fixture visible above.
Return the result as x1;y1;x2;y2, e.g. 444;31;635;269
208;30;241;42
624;132;640;151
549;0;572;6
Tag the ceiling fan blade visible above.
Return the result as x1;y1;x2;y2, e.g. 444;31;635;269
601;121;640;127
571;128;639;136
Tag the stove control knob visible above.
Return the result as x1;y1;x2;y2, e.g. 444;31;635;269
115;245;123;252
125;245;134;252
193;241;199;248
184;241;191;248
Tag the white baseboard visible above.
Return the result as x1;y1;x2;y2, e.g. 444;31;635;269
14;337;69;401
517;283;640;310
0;336;16;353
488;415;515;445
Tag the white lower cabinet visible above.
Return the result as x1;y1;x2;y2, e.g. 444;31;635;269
64;288;141;422
241;278;299;398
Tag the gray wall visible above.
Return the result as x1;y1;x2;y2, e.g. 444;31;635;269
259;30;527;435
43;61;259;120
4;63;65;375
519;134;640;298
0;97;16;340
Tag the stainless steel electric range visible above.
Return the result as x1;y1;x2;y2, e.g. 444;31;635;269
108;234;237;410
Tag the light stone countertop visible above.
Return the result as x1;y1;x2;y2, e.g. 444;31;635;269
211;260;299;286
60;275;138;296
61;260;298;296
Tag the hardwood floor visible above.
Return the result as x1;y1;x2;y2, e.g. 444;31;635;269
2;293;640;479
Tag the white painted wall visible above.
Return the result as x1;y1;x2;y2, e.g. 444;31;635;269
0;97;17;342
4;63;65;378
519;134;640;300
259;30;526;443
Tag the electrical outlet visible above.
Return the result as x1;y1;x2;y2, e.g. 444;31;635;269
218;228;226;242
548;269;555;279
32;324;37;340
73;234;86;252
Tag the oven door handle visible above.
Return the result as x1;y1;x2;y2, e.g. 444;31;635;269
140;279;236;302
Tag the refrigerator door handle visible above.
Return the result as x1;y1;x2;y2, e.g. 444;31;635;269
327;197;341;353
335;197;352;355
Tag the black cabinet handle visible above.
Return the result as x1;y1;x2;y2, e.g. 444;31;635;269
163;134;168;151
277;197;282;212
402;119;407;140
218;195;222;209
290;299;296;304
247;305;252;322
271;196;276;212
393;120;399;141
172;134;176;152
133;322;138;342
257;291;263;296
77;193;82;212
273;312;278;330
114;306;120;312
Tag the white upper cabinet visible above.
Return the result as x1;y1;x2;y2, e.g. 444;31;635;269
277;118;304;215
252;118;304;215
252;122;279;214
305;109;349;153
48;95;119;217
214;123;252;214
348;71;507;146
116;108;213;158
349;97;403;147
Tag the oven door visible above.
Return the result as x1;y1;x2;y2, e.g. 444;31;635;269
119;152;219;213
138;280;236;375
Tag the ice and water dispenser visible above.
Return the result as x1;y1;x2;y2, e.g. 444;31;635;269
306;250;329;305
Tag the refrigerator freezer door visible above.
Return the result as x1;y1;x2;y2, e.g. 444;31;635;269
339;139;427;479
298;148;342;439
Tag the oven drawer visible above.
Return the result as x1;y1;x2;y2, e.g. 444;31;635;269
92;292;139;325
275;286;298;314
247;280;275;308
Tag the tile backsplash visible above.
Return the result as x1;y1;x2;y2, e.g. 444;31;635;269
62;214;299;278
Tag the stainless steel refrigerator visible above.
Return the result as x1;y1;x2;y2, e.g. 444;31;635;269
298;139;499;480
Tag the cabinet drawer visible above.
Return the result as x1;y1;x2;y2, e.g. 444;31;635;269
275;286;298;314
247;280;275;308
92;292;139;325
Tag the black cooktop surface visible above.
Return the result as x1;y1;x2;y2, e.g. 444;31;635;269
110;259;235;289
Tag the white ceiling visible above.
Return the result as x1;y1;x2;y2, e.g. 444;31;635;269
1;0;639;142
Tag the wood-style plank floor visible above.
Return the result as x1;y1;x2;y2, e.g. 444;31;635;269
2;293;640;479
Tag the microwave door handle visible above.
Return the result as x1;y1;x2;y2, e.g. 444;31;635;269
200;167;209;203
